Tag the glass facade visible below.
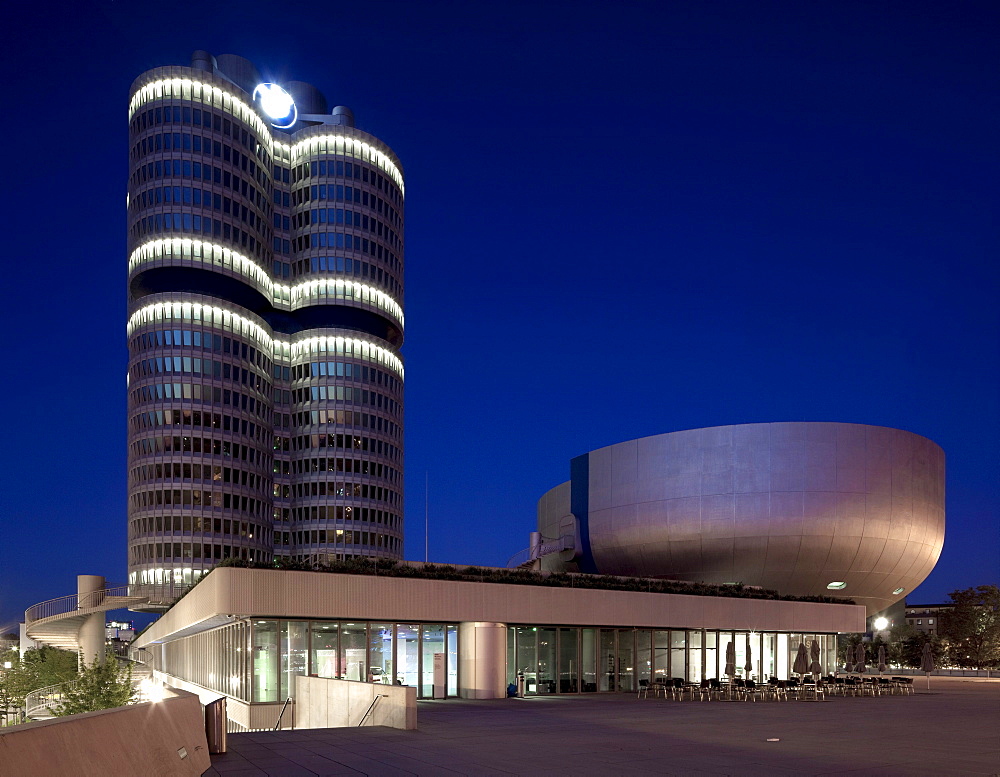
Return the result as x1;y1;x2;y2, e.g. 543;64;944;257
249;619;457;700
507;627;839;695
161;617;839;705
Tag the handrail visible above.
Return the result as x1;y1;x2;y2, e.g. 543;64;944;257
506;536;572;569
357;694;387;727
24;585;141;625
273;696;293;730
127;581;191;606
130;647;155;667
24;679;79;719
24;582;184;627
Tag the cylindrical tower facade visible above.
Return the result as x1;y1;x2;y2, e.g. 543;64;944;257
126;56;404;590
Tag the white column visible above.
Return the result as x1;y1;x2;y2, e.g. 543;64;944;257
458;622;506;699
77;575;106;668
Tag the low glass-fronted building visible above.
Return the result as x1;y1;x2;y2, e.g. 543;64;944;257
136;566;862;728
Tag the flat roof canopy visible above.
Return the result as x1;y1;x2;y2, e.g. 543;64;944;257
137;567;865;646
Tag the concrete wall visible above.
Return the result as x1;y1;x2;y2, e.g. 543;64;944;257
295;676;416;730
0;689;210;777
152;671;287;731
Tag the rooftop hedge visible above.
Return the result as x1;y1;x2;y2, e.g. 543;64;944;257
208;556;855;605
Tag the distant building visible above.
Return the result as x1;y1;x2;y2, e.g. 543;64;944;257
106;621;136;642
904;603;953;636
0;634;17;655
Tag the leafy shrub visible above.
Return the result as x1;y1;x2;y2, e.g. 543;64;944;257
204;557;854;605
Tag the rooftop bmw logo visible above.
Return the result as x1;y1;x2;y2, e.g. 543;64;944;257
253;83;297;128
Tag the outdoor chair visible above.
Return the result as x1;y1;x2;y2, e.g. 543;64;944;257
742;679;764;702
892;676;914;695
800;679;825;701
669;678;687;701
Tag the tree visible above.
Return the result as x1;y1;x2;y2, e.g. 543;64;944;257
0;646;78;710
885;622;917;667
938;585;1000;669
899;633;945;669
52;653;135;716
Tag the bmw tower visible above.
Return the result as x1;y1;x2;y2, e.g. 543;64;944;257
126;52;404;591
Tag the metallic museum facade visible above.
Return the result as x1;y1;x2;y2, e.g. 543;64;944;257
534;422;945;614
126;52;405;591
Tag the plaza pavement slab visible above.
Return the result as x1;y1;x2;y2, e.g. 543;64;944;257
204;677;1000;776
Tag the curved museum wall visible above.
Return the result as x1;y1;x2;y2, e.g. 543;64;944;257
537;422;945;614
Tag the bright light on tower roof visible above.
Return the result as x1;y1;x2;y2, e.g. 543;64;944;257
253;83;297;128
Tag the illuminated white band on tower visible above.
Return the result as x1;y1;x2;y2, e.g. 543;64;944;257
129;239;404;327
289;335;404;376
128;77;273;146
290;135;404;194
128;79;405;193
127;302;404;378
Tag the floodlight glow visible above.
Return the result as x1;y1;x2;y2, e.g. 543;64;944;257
873;617;889;631
253;83;297;128
139;677;165;703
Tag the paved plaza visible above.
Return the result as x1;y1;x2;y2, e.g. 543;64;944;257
205;678;1000;776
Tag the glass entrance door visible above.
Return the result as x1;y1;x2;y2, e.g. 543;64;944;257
599;630;616;691
559;628;579;693
617;630;634;692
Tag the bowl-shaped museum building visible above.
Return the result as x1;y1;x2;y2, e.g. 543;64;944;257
535;423;945;614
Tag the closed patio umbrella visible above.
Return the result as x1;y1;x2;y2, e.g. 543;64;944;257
809;640;823;678
855;642;866;675
792;642;809;677
921;642;935;690
723;640;737;699
844;645;853;674
744;642;753;678
878;645;887;675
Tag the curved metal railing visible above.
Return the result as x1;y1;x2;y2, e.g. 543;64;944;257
506;536;572;569
24;680;78;720
129;647;157;671
25;585;133;626
25;582;185;628
126;581;191;607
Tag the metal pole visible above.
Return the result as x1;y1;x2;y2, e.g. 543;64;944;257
425;472;429;563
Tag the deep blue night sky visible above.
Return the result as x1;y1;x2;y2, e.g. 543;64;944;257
1;0;996;631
